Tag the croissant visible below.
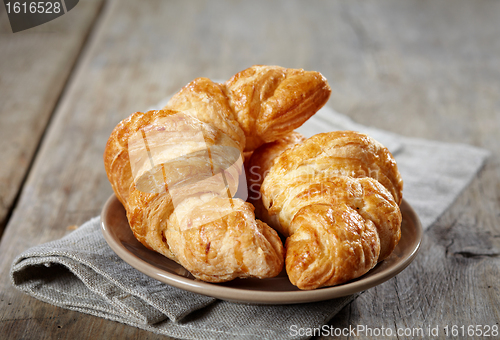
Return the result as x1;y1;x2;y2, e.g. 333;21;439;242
103;65;331;282
165;65;332;151
247;130;403;289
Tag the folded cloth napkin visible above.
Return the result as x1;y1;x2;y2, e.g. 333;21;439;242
11;107;489;340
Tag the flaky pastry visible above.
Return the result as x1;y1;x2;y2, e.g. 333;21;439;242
247;131;403;289
104;65;331;282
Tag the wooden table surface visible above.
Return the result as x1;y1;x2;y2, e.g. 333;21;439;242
1;0;499;339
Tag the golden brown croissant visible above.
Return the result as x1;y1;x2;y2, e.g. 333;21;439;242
247;131;403;290
166;65;331;151
104;65;331;282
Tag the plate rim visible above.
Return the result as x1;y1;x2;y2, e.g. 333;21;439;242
101;194;422;304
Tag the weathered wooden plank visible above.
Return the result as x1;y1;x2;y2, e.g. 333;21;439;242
0;0;104;233
0;0;174;338
0;0;499;339
323;0;500;338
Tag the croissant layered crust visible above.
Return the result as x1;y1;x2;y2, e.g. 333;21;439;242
249;131;403;290
104;65;331;282
166;65;331;151
105;109;284;281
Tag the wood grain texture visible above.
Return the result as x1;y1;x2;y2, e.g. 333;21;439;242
0;0;499;339
323;1;500;338
0;0;104;233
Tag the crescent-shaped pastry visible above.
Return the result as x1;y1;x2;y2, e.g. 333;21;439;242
104;65;331;282
248;131;403;289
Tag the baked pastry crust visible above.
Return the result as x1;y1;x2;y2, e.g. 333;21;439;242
105;109;284;282
104;65;331;282
246;131;306;234
166;65;331;151
248;131;403;289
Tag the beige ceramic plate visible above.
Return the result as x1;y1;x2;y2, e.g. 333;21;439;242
101;194;422;304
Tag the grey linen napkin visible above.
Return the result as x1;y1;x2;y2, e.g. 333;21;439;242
11;107;489;340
